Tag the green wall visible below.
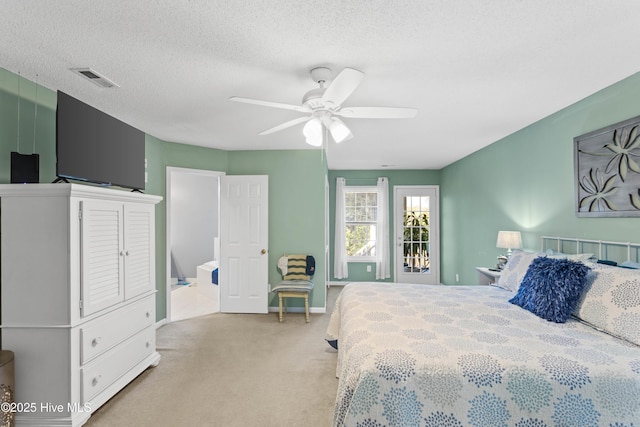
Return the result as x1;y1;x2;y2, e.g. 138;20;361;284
0;68;327;321
327;169;440;282
440;71;640;285
0;69;57;183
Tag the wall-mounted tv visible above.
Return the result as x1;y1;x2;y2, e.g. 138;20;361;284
56;91;145;190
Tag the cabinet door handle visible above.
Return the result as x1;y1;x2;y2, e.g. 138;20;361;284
125;250;130;256
92;375;102;387
91;337;102;347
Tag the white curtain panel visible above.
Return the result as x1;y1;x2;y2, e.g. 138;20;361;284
334;177;349;279
376;177;390;279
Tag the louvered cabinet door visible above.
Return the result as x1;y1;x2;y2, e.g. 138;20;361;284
80;200;125;316
123;203;155;299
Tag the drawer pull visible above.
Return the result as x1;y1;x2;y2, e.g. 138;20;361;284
91;337;102;347
146;341;151;348
146;311;150;318
92;375;102;387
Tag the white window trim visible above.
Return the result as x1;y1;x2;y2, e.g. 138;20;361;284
345;185;378;263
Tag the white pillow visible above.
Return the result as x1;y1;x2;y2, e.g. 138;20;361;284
496;250;542;292
573;263;640;346
545;249;596;262
619;261;640;270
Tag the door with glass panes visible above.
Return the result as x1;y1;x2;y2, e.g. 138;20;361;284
394;186;439;284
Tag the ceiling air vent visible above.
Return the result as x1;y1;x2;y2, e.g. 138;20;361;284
70;68;119;88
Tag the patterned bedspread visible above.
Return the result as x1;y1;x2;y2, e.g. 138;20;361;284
325;283;640;427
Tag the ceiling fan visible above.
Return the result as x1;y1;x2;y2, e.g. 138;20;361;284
229;67;418;146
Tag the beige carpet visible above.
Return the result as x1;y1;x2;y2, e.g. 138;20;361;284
85;286;342;427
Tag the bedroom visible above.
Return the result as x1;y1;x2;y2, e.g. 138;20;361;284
1;1;640;425
3;69;640;317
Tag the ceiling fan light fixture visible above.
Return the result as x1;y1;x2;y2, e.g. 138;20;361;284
329;118;353;143
303;118;323;146
230;67;417;147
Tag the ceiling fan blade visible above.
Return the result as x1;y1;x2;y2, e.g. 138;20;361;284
258;116;311;135
336;106;418;119
321;68;365;108
229;96;310;113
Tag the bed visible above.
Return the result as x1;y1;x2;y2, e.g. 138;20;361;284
325;237;640;426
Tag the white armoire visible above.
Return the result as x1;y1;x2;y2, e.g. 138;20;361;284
0;184;162;426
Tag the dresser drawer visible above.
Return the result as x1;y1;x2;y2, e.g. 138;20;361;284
81;325;155;402
80;296;154;364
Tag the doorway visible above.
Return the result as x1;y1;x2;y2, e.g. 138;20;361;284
166;167;224;321
394;185;440;284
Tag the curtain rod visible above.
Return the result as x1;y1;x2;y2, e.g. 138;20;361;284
341;177;384;184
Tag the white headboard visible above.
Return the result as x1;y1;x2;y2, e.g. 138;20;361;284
540;236;640;264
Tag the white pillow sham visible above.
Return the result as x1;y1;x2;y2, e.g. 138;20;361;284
496;250;542;292
573;263;640;346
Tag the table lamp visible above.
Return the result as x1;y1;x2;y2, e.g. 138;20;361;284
496;230;523;257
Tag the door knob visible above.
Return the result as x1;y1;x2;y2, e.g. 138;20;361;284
261;249;267;255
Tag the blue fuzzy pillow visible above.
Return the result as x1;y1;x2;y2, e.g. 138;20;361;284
509;257;591;323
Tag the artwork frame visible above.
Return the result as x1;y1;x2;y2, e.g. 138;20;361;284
574;114;640;217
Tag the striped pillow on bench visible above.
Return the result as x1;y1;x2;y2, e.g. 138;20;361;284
283;254;310;281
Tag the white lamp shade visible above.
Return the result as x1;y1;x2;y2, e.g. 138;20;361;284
496;231;522;250
303;118;323;146
329;118;353;143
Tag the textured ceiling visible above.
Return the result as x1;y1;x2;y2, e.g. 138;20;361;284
2;1;640;170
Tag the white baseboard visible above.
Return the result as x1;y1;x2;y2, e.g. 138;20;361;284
156;318;168;329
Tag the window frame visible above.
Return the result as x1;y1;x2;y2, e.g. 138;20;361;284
344;185;379;263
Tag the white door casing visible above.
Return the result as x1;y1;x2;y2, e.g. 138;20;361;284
165;166;223;322
219;175;269;313
394;185;440;285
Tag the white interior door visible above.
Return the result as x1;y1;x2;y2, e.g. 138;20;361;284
394;186;440;284
219;175;269;313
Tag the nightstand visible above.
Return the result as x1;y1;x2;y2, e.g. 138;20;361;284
476;267;502;286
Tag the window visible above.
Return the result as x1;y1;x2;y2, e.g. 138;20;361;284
344;186;378;261
334;177;389;280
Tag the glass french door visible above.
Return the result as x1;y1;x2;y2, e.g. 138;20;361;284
394;186;439;284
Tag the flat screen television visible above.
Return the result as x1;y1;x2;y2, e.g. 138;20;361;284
56;91;145;190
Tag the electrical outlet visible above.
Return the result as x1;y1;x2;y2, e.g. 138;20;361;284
367;265;372;272
455;273;460;282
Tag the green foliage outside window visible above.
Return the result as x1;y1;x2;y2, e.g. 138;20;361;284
403;210;429;271
345;190;377;257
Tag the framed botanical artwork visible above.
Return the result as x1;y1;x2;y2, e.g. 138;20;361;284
574;115;640;217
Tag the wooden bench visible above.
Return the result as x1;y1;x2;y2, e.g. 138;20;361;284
271;280;314;323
